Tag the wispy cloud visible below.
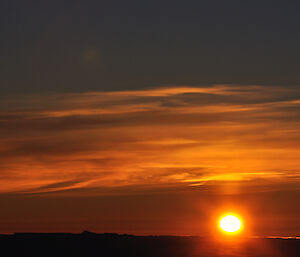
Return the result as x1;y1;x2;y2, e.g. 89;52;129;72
0;85;299;194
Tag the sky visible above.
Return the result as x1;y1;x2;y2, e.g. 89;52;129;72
0;0;300;236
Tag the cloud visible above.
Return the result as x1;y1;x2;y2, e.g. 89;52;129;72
0;85;299;194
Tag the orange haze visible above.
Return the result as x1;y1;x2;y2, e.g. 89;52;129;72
0;85;299;235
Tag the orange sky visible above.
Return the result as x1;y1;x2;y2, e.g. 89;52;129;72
0;85;299;235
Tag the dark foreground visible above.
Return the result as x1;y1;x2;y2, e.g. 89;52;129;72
0;232;299;257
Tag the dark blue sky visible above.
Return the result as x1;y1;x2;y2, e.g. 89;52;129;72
1;0;300;94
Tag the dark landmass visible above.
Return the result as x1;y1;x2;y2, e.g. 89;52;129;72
0;232;299;257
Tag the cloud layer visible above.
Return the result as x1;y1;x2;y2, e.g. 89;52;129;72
0;85;300;194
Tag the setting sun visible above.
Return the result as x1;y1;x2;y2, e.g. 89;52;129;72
220;215;242;233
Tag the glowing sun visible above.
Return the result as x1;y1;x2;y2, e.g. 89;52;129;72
220;215;242;233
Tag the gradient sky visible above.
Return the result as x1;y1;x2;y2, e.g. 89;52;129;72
0;0;300;236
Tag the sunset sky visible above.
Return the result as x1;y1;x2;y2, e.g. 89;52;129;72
0;0;300;236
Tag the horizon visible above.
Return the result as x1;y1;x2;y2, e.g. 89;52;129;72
2;231;300;239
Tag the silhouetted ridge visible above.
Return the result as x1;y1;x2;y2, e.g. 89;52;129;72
13;232;74;237
81;230;97;236
0;234;298;257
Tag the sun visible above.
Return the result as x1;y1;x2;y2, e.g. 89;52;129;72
219;215;242;233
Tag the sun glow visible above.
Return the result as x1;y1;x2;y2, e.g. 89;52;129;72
220;215;242;233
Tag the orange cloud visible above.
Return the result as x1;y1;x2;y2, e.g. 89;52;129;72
0;85;299;194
